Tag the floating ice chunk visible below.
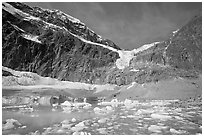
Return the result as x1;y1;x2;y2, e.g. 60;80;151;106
72;131;80;135
73;102;92;108
151;113;172;120
124;99;132;105
93;106;113;115
174;108;182;112
71;122;85;132
106;106;113;112
3;119;22;130
127;115;135;118
57;129;65;134
123;99;138;109
75;121;85;127
174;116;184;120
98;118;109;124
19;107;34;113
148;125;162;133
150;100;171;106
98;100;120;107
170;128;183;134
61;101;72;107
71;118;77;123
136;109;154;115
93;107;101;113
110;99;120;107
120;116;126;118
83;104;92;109
62;107;72;113
97;128;107;134
61;123;71;129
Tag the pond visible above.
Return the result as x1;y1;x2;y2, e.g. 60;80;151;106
2;89;202;135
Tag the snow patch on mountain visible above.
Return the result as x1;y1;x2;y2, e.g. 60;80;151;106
9;23;25;32
54;9;81;23
69;31;118;52
172;29;179;36
3;3;38;20
116;42;161;69
133;42;160;53
21;34;42;43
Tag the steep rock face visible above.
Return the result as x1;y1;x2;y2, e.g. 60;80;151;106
2;2;120;83
105;13;202;85
166;14;202;71
6;2;121;50
133;13;202;72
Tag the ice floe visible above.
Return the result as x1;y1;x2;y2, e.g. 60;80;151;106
93;106;114;115
2;119;22;130
148;125;169;133
151;113;172;120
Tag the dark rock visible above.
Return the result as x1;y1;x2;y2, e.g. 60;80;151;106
2;70;14;77
2;2;120;84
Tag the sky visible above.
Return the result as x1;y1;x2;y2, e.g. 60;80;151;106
25;2;201;50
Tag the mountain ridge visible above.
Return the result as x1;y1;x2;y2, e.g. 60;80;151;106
2;2;202;86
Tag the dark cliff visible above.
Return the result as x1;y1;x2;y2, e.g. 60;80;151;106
2;2;120;83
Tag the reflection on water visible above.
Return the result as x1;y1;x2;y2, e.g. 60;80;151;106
2;89;100;135
2;106;97;135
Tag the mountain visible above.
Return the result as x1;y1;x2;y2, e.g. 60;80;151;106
2;2;202;86
133;13;202;71
106;13;202;85
2;2;120;83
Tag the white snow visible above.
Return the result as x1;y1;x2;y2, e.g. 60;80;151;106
69;31;118;52
115;41;161;69
24;15;41;21
3;3;40;21
130;69;139;72
10;23;25;32
21;34;42;43
132;41;161;54
172;29;179;36
127;82;136;89
3;3;27;18
55;9;81;23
